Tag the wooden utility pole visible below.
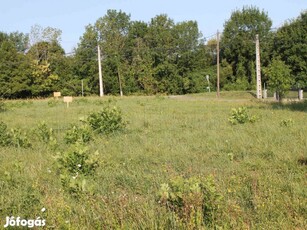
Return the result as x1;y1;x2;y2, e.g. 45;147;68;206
98;45;104;97
255;34;262;99
216;30;220;98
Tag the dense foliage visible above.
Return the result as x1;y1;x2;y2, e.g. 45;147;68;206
221;6;272;90
0;7;306;98
263;58;293;100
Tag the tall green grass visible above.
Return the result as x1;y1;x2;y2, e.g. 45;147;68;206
0;92;306;229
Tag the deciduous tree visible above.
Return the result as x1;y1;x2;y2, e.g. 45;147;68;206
273;11;307;88
264;58;292;101
221;6;272;89
95;10;131;96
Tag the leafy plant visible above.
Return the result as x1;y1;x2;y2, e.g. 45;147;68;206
64;125;92;144
35;122;57;146
56;144;99;198
158;176;223;228
0;121;11;146
60;173;92;199
9;128;32;148
87;106;126;135
222;6;272;89
280;118;294;127
0;122;31;148
228;107;258;125
56;144;99;176
263;58;293;101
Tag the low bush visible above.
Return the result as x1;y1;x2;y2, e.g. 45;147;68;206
228;107;258;125
56;144;99;198
0;122;31;148
35;122;57;146
9;128;32;148
87;106;126;135
280;118;294;127
0;122;11;146
158;175;223;228
64;125;92;144
56;144;99;176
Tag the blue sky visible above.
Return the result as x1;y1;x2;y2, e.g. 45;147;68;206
1;0;305;52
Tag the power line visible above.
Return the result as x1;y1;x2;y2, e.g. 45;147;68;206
203;33;217;41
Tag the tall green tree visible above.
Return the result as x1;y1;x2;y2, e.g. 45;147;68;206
127;21;156;94
8;32;29;53
221;6;272;89
74;24;98;95
173;20;202;76
75;11;207;95
26;41;65;96
146;14;182;93
272;11;307;88
264;58;292;101
0;38;32;98
95;10;131;96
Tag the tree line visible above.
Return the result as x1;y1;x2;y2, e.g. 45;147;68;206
0;6;306;98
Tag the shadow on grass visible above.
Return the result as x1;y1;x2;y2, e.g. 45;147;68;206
269;100;307;112
248;91;257;98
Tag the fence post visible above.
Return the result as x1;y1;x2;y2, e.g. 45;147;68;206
263;89;267;99
298;89;303;100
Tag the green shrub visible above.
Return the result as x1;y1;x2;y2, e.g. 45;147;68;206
0;122;11;146
158;175;223;228
64;125;92;144
60;174;89;199
56;143;99;198
35;122;57;146
87;106;126;135
228;107;258;125
9;128;32;148
56;144;99;198
56;144;99;176
280;118;294;127
0;122;31;148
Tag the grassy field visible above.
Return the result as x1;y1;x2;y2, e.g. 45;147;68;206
0;92;306;229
